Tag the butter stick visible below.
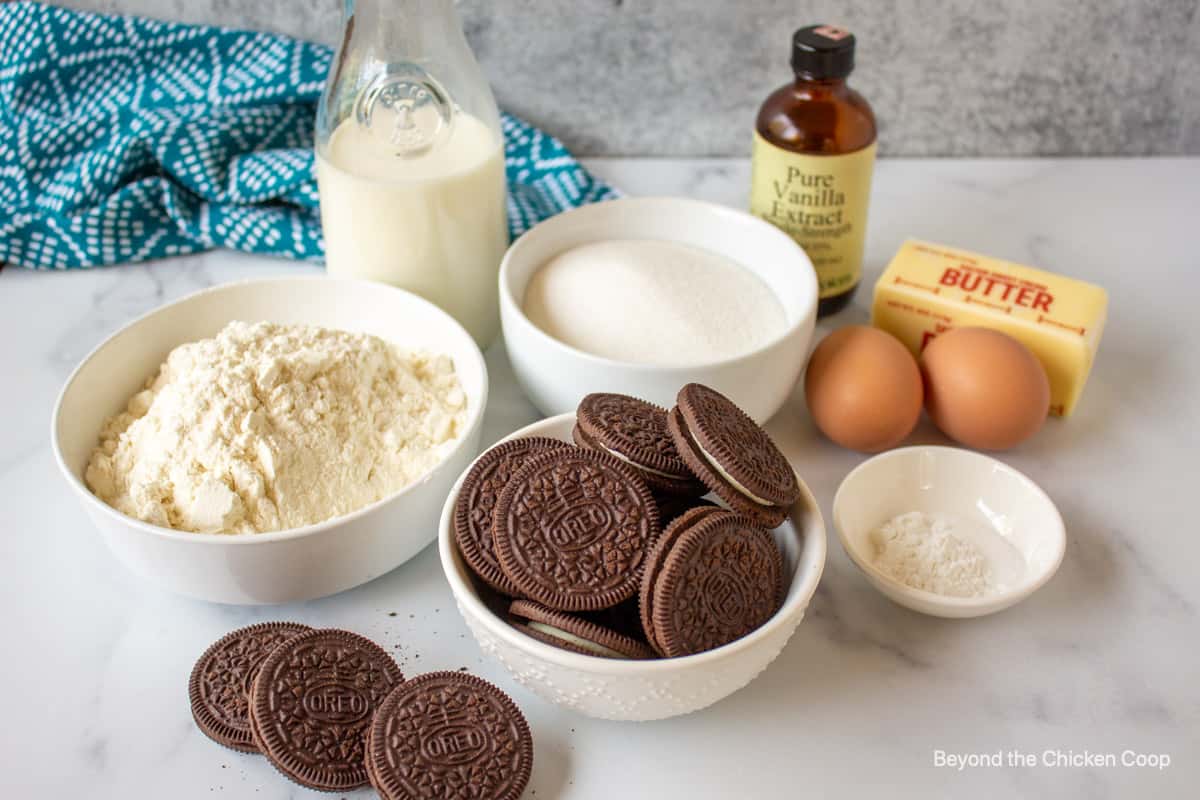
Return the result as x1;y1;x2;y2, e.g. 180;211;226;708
871;240;1107;417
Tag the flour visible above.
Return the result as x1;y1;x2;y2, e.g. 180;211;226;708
869;511;993;597
85;321;467;534
522;239;787;366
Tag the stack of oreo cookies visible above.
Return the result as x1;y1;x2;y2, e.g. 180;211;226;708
189;623;533;799
454;383;801;660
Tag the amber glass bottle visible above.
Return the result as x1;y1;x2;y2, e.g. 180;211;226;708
751;25;877;317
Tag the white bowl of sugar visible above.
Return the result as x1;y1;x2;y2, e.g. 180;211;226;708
499;196;818;423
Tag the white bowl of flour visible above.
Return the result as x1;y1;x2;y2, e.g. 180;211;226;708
52;277;487;604
832;446;1066;618
499;197;818;423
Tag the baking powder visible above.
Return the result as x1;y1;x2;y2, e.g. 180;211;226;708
869;511;992;597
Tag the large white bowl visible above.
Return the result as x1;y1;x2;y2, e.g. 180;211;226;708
499;197;818;424
438;413;826;721
833;446;1066;618
52;277;488;605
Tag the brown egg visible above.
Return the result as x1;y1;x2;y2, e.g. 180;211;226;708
921;327;1050;450
804;326;923;453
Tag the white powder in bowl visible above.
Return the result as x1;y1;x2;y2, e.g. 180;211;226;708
85;321;467;534
521;239;788;365
869;511;993;598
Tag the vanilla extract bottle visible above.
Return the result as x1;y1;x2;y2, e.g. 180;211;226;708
751;25;877;317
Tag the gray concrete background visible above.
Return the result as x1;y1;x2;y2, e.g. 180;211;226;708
56;0;1200;156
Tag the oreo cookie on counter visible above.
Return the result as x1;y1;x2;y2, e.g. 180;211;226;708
249;628;404;791
191;621;539;799
188;621;312;753
367;671;533;800
509;599;655;660
492;447;660;612
573;392;705;496
667;383;800;527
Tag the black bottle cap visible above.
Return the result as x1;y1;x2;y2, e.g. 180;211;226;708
791;25;856;79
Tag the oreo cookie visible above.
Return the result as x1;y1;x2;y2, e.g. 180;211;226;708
573;393;705;496
188;621;311;753
249;628;404;791
638;505;727;655
649;512;784;658
668;383;800;527
492;447;660;612
367;671;533;800
454;436;571;596
509;599;655;660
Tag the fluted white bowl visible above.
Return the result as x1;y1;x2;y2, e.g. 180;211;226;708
438;413;826;721
52;277;488;605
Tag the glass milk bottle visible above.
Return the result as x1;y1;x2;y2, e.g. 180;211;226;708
316;0;507;346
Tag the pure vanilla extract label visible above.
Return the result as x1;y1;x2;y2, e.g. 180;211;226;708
750;133;876;299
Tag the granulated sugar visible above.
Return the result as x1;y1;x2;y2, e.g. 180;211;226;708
522;239;787;365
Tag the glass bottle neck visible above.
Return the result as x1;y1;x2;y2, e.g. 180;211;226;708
345;0;464;41
792;75;849;98
319;0;501;151
793;75;847;87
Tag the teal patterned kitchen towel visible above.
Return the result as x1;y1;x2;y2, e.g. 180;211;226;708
0;1;617;269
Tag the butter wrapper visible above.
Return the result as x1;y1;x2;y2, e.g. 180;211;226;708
871;240;1107;416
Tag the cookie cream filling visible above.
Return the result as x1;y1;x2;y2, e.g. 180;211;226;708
525;622;628;659
692;437;776;506
595;442;682;480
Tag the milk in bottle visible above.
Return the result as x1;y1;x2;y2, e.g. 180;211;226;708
315;0;507;346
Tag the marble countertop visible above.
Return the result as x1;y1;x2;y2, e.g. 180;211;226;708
2;158;1197;799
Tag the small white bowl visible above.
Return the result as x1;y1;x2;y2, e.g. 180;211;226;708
499;196;817;424
833;446;1065;618
438;413;827;721
52;277;488;605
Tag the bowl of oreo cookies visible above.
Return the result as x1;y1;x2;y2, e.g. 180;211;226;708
438;384;826;721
